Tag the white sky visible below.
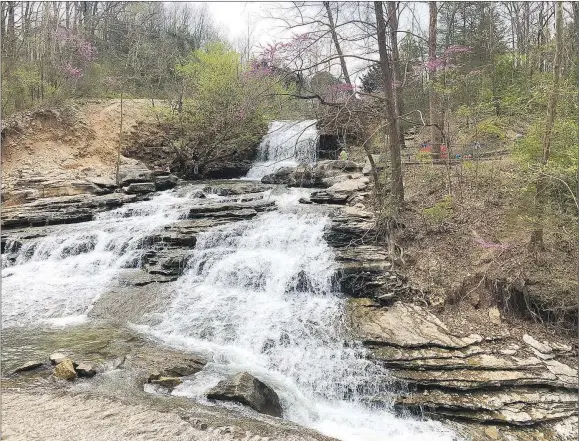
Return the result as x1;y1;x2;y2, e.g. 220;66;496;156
202;2;280;46
201;1;428;43
196;1;429;83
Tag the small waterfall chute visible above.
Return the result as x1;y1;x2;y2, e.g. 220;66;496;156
246;120;319;180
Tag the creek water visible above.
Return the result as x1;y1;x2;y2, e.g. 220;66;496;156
2;122;457;441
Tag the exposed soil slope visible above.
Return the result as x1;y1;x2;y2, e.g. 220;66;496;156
1;99;161;204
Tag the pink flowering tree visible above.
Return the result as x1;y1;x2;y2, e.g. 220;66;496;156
54;26;98;89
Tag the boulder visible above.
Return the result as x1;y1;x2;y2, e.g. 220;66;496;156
54;359;77;381
316;160;362;173
118;158;154;186
154;174;179;191
148;356;206;380
261;166;325;187
75;362;97;378
49;352;68;365
321;173;363;187
206;372;282;417
310;178;369;204
123;182;156;194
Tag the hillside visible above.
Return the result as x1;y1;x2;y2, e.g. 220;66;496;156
1;99;162;205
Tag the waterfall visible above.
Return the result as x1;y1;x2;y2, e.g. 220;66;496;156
246;120;319;180
1;188;204;327
142;188;456;441
2;124;457;440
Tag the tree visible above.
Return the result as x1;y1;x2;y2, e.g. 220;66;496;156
428;1;443;159
387;2;406;149
323;1;352;88
529;1;563;251
375;1;404;208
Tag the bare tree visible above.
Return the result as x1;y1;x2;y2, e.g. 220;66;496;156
375;0;404;208
323;1;352;88
387;1;406;150
428;1;443;159
530;1;563;251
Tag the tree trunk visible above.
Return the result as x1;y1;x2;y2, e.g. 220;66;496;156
575;3;579;207
1;3;6;50
428;1;443;159
7;1;15;57
374;1;404;209
323;1;352;88
530;1;563;251
387;1;406;150
66;2;71;29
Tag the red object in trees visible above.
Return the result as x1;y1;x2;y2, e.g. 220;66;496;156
419;143;448;159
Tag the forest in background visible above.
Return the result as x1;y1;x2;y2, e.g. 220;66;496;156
2;2;578;322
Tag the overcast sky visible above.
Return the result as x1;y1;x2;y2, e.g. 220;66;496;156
202;1;428;43
202;2;279;46
198;1;429;83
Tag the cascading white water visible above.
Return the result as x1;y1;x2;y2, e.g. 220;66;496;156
246;120;319;180
143;189;456;441
1;188;206;327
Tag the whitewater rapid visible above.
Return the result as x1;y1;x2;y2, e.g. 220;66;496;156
1;188;207;327
141;189;457;441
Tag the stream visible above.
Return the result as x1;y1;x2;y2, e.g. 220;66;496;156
2;121;457;441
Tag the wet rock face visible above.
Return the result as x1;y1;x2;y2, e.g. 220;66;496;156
10;361;45;375
54;359;77;381
148;356;206;379
149;376;183;391
207;372;283;417
261;160;363;188
75;362;97;378
396;387;578;426
333;245;411;300
1;193;139;230
153;174;179;191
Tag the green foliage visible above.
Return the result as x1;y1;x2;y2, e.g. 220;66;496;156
1;63;41;114
423;195;454;225
166;43;297;174
514;119;578;168
475;117;506;140
514;118;578;213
